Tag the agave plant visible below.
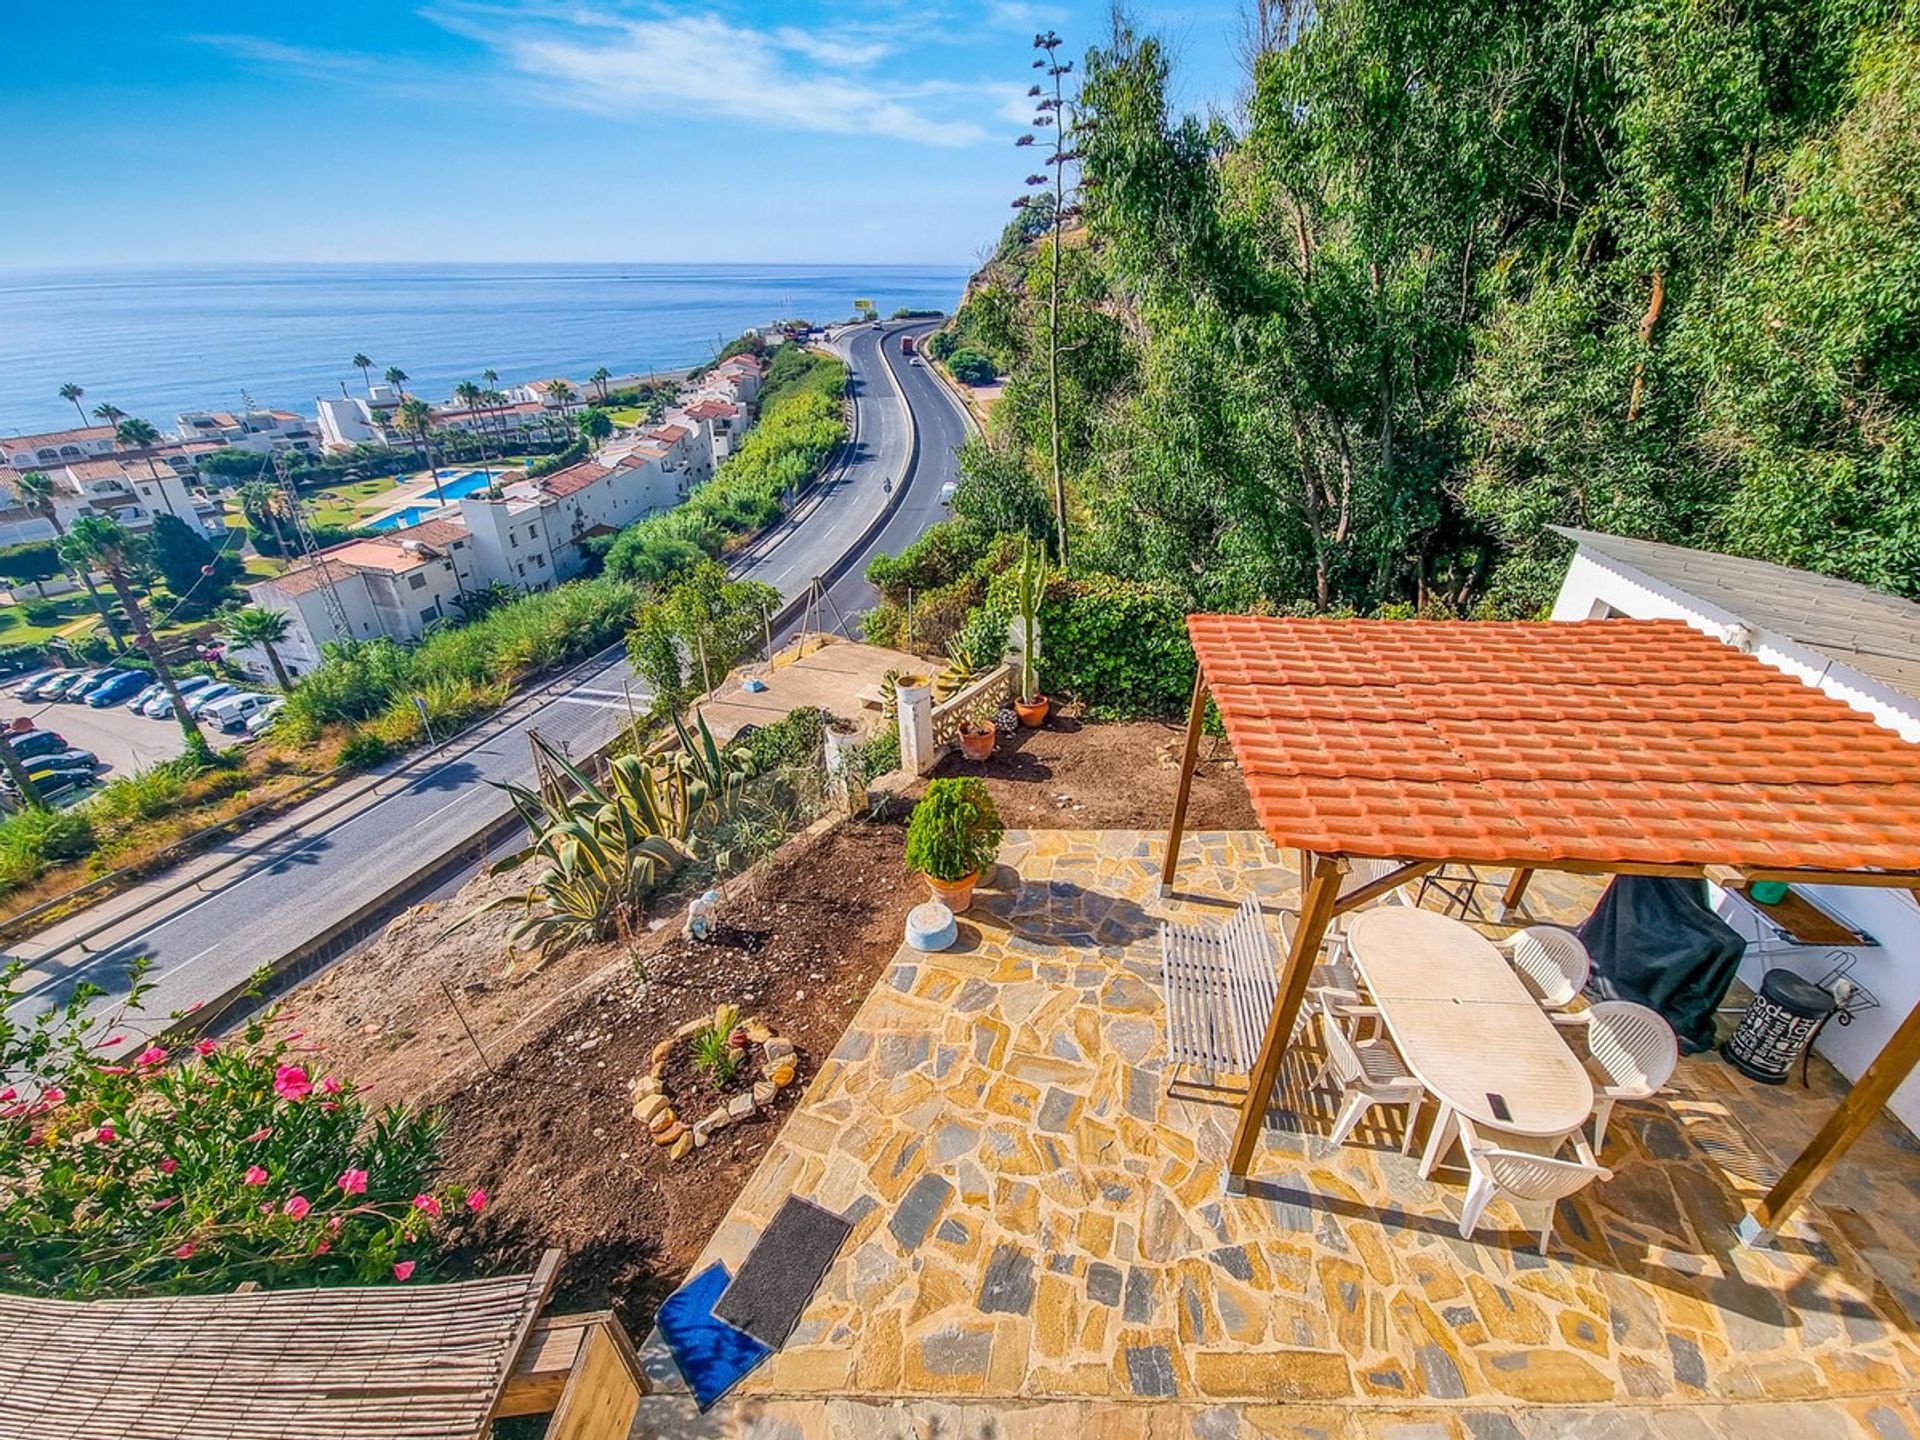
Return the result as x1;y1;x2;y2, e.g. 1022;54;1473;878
460;711;749;961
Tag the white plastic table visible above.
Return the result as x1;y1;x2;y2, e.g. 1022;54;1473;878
1344;907;1594;1175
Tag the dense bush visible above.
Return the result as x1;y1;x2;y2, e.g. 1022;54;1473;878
946;349;996;386
1031;574;1196;720
626;562;779;711
862;520;1020;656
279;577;638;741
0;977;481;1298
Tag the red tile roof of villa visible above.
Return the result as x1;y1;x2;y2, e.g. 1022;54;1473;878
649;424;691;443
401;518;470;548
685;399;739;420
1;424;116;452
535;461;612;498
260;558;363;599
1187;614;1920;875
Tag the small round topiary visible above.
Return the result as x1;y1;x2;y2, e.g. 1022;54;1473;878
905;776;1004;883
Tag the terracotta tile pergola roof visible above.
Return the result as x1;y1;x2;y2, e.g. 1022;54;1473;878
1188;614;1920;877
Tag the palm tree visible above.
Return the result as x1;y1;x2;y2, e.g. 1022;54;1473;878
590;366;612;403
0;728;44;811
58;516;208;755
113;417;182;520
236;480;291;556
58;383;86;426
91;402;126;428
383;366;409;399
16;470;126;651
352;353;374;394
577;408;613;445
223;605;294;690
541;381;576;448
484;387;511;450
452;381;489;461
396;398;441;491
480;370;504;450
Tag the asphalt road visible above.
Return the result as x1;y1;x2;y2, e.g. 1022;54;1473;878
5;319;965;1034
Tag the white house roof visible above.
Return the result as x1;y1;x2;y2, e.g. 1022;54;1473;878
1553;526;1920;705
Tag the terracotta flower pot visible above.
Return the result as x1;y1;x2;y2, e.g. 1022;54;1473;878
958;724;995;761
926;870;979;913
1014;695;1050;728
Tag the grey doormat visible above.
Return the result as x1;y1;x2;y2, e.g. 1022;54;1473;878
712;1196;854;1350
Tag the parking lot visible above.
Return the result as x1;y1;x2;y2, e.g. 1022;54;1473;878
6;675;189;779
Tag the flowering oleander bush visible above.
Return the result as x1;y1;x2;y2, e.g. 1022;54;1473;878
0;966;485;1299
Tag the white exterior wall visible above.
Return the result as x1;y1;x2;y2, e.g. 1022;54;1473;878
363;554;465;639
246;575;386;677
1552;548;1920;1132
455;497;560;591
316;397;379;450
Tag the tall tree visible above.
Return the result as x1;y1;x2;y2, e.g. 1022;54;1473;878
14;470;125;649
235;479;292;556
352;353;374;394
90;403;126;428
148;512;236;618
58;517;209;754
383;366;409;398
58;383;86;426
590;366;612;403
113;417;183;520
223;605;294;689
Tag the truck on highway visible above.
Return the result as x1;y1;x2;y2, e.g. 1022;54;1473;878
900;334;916;356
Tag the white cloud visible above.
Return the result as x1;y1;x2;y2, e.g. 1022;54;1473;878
448;9;989;147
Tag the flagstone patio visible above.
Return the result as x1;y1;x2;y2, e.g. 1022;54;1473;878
635;830;1920;1436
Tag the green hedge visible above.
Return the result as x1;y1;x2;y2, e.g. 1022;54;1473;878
1034;575;1195;720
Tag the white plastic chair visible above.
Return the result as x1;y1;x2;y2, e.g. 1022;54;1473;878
1324;858;1417;978
1497;925;1591;1011
1311;988;1425;1154
1566;999;1679;1153
1456;1115;1613;1253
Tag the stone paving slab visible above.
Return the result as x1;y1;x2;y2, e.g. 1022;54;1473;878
636;831;1920;1431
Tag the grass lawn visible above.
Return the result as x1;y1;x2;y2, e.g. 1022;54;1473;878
0;599;100;645
304;473;408;528
605;406;644;428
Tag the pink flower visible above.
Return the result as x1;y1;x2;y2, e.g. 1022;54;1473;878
134;1045;167;1067
185;1000;205;1013
318;1102;340;1113
193;1039;217;1057
282;1195;311;1220
392;1261;416;1282
327;1215;343;1233
93;1124;115;1144
173;1242;196;1259
320;1075;342;1095
283;1031;304;1043
101;1035;124;1048
272;1065;312;1102
0;1087;16;1103
412;1193;442;1218
466;1188;488;1214
42;1087;64;1105
158;1157;178;1174
337;1168;368;1195
314;1241;330;1255
243;1127;272;1143
97;1065;132;1076
243;1165;269;1186
259;1201;274;1214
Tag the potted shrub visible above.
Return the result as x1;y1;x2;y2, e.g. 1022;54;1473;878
1013;538;1049;727
958;717;996;761
905;776;1003;912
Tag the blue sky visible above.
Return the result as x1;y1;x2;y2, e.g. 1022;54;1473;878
1;1;1243;268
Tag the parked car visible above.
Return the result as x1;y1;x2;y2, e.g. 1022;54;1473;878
73;670;131;703
12;673;60;701
7;729;69;760
242;699;286;737
125;682;164;712
40;671;97;701
142;675;217;718
208;692;275;730
59;669;114;701
183;683;238;717
25;748;98;775
86;671;150;707
939;481;958;506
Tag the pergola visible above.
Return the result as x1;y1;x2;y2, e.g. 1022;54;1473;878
1160;614;1920;1236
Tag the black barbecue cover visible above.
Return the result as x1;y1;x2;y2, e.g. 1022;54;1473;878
1575;876;1747;1053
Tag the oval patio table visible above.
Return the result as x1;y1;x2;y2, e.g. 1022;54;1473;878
1344;906;1595;1177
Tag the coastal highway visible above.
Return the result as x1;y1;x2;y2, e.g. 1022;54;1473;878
4;318;966;1034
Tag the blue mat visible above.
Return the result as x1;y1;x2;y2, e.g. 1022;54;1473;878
656;1261;773;1411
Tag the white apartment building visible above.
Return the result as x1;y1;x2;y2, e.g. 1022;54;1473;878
238;522;475;677
175;409;319;454
0;425;120;470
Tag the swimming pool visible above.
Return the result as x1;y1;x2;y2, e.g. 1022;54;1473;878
364;470;499;531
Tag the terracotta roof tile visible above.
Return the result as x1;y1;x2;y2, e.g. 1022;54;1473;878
1188;615;1920;875
535;462;611;498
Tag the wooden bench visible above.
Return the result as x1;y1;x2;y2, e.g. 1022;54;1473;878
497;1309;646;1439
1159;894;1287;1088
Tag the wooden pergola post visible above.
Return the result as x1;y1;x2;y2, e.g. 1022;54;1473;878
1747;993;1920;1241
1498;868;1535;920
1158;668;1210;896
1227;853;1346;1190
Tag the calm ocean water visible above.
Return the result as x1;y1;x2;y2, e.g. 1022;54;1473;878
0;262;971;437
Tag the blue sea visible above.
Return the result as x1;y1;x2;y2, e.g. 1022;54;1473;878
0;262;971;436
